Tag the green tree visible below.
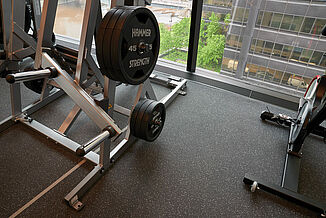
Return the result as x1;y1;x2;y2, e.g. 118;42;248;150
159;13;230;69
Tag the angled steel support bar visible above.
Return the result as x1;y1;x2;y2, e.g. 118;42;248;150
42;52;122;134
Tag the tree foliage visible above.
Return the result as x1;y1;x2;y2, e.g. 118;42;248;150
159;13;230;72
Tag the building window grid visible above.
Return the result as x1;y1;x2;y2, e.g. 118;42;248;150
249;38;325;69
229;0;325;91
264;1;289;84
256;9;326;37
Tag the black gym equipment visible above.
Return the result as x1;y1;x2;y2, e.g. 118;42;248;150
244;27;326;216
96;6;160;85
130;98;166;142
244;75;326;215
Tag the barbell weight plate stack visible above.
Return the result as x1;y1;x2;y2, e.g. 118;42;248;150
102;8;126;81
96;6;160;85
95;8;117;79
133;99;155;138
140;101;165;142
130;98;148;137
130;99;166;142
112;7;159;85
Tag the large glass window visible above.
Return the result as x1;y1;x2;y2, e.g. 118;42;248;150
54;0;86;39
233;7;249;23
204;0;232;7
263;41;274;55
299;49;313;63
309;51;323;65
197;5;230;72
320;55;326;67
155;2;192;64
300;17;315;33
290;16;304;32
281;45;293;59
311;19;326;35
270;13;283;29
256;11;263;26
290;47;303;61
250;39;257;52
281;72;293;86
261;11;273;27
280;14;293;30
226;34;240;49
255;40;265;53
273;70;283;84
222;57;238;72
272;43;283;57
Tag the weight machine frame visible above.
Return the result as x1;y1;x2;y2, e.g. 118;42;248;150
0;0;187;210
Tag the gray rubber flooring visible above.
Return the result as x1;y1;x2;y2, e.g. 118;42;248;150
0;76;325;217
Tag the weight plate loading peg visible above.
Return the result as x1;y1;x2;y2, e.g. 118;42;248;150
96;6;160;85
130;99;166;142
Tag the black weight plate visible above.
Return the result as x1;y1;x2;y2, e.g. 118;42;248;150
111;7;160;85
95;8;117;77
130;98;147;136
133;99;155;138
140;101;166;142
109;8;134;83
102;8;126;81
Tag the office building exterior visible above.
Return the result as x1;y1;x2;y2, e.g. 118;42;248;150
221;0;326;92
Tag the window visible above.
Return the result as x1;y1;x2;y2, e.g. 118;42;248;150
281;45;293;59
290;47;303;61
290;16;304;32
263;41;274;55
270;13;283;29
266;68;276;82
234;8;247;23
222;58;238;72
255;40;265;53
272;43;283;57
280;15;293;30
320;55;326;67
204;0;232;7
309;51;323;65
273;70;284;83
250;39;257;52
300;17;315;33
247;63;260;78
257;11;264;26
281;72;293;85
261;11;273;27
299;49;312;63
311;19;326;35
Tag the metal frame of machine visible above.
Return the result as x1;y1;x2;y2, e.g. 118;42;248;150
244;75;326;216
0;0;187;210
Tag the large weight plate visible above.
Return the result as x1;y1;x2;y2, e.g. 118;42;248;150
110;7;160;85
130;99;166;142
130;98;147;136
140;101;165;142
102;8;126;81
96;8;117;78
133;99;155;138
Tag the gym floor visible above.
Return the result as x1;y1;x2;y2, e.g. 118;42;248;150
1;73;325;217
